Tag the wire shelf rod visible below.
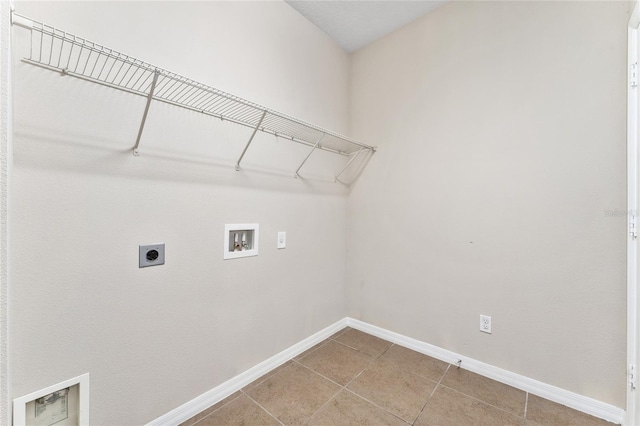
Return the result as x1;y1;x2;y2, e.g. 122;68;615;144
263;117;322;144
295;134;325;178
236;110;267;171
116;61;136;86
187;90;213;109
196;93;223;111
207;97;238;115
175;85;202;105
24;60;357;159
192;92;217;110
133;70;160;155
233;108;263;124
185;87;214;105
124;64;144;87
164;78;191;100
133;70;155;93
218;101;251;118
335;147;365;182
13;11;376;168
153;74;179;96
23;59;149;97
212;98;238;115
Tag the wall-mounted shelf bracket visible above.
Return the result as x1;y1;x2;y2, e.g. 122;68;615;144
236;110;267;171
132;70;160;156
295;134;325;178
335;147;365;183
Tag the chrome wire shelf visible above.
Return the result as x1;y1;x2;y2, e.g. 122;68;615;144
11;12;375;180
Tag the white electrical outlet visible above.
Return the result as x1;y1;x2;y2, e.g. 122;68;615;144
480;315;492;334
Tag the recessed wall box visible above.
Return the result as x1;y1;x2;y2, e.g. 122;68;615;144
139;243;165;268
224;224;259;260
13;373;90;426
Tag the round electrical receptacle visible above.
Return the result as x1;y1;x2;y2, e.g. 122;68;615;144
146;249;159;261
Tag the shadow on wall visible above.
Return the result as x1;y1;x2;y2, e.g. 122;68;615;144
14;128;349;195
13;67;372;195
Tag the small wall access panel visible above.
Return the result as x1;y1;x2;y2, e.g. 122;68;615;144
13;373;90;426
224;224;259;260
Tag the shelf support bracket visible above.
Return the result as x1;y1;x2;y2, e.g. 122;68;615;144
236;110;267;171
335;147;366;183
132;70;160;156
295;133;325;178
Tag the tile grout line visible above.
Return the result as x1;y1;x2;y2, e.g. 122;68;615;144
326;326;351;344
334;343;414;425
437;382;526;420
423;354;526;421
410;363;452;425
240;360;311;425
328;327;386;356
301;359;367;425
292;358;346;388
186;392;244;426
377;342;394;359
293;356;382;423
342;388;412;425
253;358;351;424
330;338;362;352
241;390;286;426
303;385;344;425
430;364;451;399
300;339;398;425
294;335;394;390
185;329;605;426
331;341;450;425
244;359;343;426
316;334;385;358
294;341;330;362
295;326;351;363
245;360;297;392
196;335;503;426
333;331;601;425
381;344;452;384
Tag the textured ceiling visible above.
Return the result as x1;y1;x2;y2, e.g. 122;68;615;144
286;1;447;52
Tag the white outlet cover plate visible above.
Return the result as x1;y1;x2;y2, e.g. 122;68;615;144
480;315;492;334
277;231;286;249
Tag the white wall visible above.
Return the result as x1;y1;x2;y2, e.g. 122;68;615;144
0;1;13;425
10;2;350;424
348;0;629;408
8;0;631;422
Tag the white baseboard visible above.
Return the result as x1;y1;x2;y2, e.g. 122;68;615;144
146;318;348;426
148;317;625;425
345;318;626;425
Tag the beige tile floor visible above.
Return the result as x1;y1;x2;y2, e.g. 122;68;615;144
180;328;616;426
